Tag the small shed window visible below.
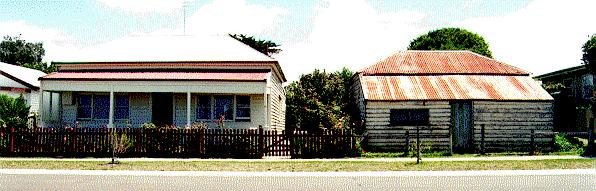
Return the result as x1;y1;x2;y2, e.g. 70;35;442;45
390;109;429;126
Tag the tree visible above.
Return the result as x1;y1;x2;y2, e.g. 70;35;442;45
0;35;44;66
22;62;57;73
229;34;281;57
285;68;357;132
582;34;596;74
408;27;493;58
0;94;30;128
0;35;55;73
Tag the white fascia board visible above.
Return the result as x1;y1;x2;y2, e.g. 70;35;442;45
41;80;267;94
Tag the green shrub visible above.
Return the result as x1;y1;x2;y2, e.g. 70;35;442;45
0;94;30;129
113;133;134;156
554;134;584;153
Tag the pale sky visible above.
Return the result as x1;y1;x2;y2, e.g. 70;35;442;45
1;0;594;82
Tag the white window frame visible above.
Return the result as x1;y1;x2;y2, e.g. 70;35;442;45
76;93;129;121
194;94;251;122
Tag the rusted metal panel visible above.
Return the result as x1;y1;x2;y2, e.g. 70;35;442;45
40;72;268;81
361;75;553;101
361;51;529;75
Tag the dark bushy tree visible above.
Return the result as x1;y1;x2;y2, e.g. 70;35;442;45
229;34;281;56
0;35;55;73
408;27;493;58
0;35;44;66
285;68;357;132
582;34;596;74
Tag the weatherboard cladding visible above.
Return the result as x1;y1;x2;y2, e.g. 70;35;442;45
359;51;552;101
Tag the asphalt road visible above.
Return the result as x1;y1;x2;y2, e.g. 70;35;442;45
0;170;594;191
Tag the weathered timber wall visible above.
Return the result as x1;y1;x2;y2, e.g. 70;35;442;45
472;101;554;152
364;101;451;151
350;74;366;121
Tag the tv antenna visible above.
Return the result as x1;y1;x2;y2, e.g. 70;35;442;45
183;1;189;35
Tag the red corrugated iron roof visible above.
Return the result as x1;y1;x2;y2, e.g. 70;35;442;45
40;72;268;81
361;51;529;75
361;75;553;101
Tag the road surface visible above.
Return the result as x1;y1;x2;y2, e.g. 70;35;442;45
0;170;594;190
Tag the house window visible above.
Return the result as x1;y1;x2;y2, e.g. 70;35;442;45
93;95;110;119
390;109;429;126
236;96;250;122
196;95;251;122
77;94;129;120
77;95;92;119
196;95;211;120
115;95;129;120
214;95;233;120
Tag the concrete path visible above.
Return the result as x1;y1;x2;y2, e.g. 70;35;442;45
0;155;589;162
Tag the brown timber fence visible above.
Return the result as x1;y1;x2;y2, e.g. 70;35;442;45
0;127;359;158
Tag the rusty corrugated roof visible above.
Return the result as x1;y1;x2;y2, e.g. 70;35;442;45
40;72;268;81
361;50;529;75
361;75;553;101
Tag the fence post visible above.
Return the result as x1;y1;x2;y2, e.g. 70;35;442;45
416;126;421;164
135;129;141;157
587;118;594;156
258;125;264;158
199;128;204;157
448;125;453;156
405;131;410;155
529;129;535;156
287;129;294;158
481;124;485;155
9;127;14;154
71;128;76;157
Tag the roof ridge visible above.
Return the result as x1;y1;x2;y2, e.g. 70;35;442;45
360;50;529;75
464;51;530;75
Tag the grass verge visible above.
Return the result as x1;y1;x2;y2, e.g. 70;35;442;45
0;159;593;171
361;151;585;158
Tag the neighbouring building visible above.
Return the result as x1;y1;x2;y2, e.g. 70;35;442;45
352;50;554;152
534;65;594;132
39;35;286;130
0;62;46;112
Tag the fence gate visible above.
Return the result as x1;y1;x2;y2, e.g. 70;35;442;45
262;130;291;157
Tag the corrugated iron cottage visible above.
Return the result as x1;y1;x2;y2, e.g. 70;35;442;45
352;50;554;152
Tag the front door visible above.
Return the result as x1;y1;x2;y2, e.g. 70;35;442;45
152;93;173;126
451;101;473;153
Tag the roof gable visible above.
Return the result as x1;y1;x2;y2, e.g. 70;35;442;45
55;35;274;63
361;50;529;76
0;62;46;89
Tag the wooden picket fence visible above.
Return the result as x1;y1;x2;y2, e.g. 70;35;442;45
0;127;359;158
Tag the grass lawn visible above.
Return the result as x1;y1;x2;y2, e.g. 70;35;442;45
0;159;593;171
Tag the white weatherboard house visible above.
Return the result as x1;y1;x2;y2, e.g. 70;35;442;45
0;62;46;112
39;35;286;129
